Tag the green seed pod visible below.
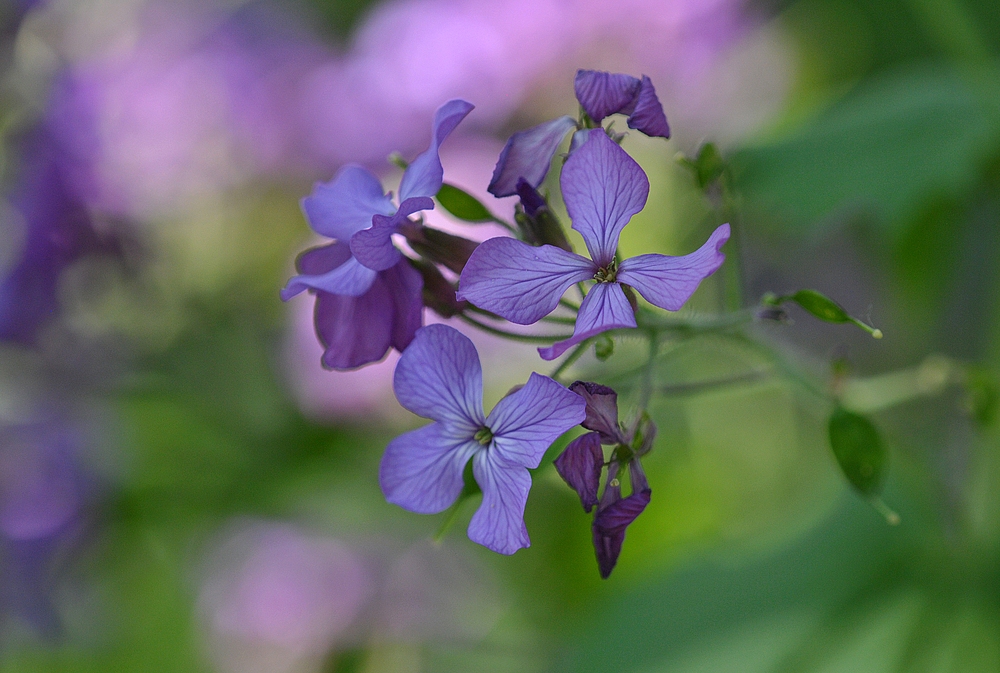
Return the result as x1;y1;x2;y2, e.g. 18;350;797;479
828;406;887;496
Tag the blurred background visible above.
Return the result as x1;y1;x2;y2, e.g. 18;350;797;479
1;0;999;671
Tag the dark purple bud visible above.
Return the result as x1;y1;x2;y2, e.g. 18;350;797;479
411;259;467;318
516;178;546;217
554;432;603;512
401;225;480;275
569;381;623;444
574;70;641;123
513;179;573;252
592;461;651;579
626;76;670;139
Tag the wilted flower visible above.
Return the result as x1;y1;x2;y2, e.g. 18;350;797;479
379;324;585;554
458;129;730;360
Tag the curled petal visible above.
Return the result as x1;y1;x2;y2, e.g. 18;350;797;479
568;381;622;444
302;165;395;241
487;116;578;197
393;324;485;432
539;282;636;361
554;432;604;512
487;372;587;468
592;461;651;579
626;76;670;139
281;254;377;300
312;260;422;370
457;237;594;324
380;424;480;514
351;196;434;271
399;99;475;202
561;130;649;266
574;70;641;122
468;452;532;555
617;223;730;311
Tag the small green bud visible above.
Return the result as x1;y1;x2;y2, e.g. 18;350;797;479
388;152;409;170
677;142;725;190
435;183;495;223
594;334;614;361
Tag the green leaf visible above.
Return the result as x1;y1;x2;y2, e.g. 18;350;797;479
436;183;495;222
828;407;887;496
678;142;726;190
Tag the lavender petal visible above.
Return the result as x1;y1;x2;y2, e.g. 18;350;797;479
281;255;377;300
626;76;670;139
561;130;649;267
486;372;587;468
399;99;475;202
456;237;594;325
538;281;636;361
487;116;577;197
574;70;641;122
553;432;604;512
351;196;434;271
617;223;730;311
302;165;395;241
383;259;424;354
467;452;532;555
379;424;480;514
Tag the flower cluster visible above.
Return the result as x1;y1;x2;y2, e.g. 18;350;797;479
283;70;729;576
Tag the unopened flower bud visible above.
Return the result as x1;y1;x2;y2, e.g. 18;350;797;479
513;179;573;252
402;224;480;274
410;259;467;318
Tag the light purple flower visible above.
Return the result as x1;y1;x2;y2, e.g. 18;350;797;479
488;70;670;197
379;324;586;555
459;130;731;360
280;100;472;370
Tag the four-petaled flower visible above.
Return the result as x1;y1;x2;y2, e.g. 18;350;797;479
458;129;731;360
379;324;586;555
554;381;655;578
280;99;474;370
488;69;670;198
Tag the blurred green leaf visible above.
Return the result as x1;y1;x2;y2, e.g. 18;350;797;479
678;142;726;191
436;183;495;223
732;65;1000;233
828;406;887;496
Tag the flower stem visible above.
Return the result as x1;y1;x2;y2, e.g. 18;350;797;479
433;496;469;543
549;339;592;382
458;314;571;343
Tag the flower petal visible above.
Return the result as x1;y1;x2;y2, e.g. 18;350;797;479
457;237;594;324
592;461;651;579
617;223;730;311
538;282;636;360
281;253;377;300
487;116;577;197
302;165;395;241
561;130;649;266
574;70;641;122
553;431;603;512
399;99;475;202
350;196;434;271
380;423;480;514
468;452;531;555
486;372;586;468
626;76;670;139
312;259;422;370
568;381;622;444
393;324;485;431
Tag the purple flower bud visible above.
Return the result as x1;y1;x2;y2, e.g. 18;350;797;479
553;432;603;512
569;381;623;445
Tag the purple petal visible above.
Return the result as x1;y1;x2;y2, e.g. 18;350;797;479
626;76;670;139
399;99;475;202
294;242;352;276
553;432;603;512
538;282;636;361
393;324;485;432
379;424;480;514
281;253;377;300
302;165;395;241
592;462;651;579
487;116;578;197
568;381;622;444
486;372;587;468
350;196;434;271
467;452;531;555
617;223;730;311
574;70;641;122
515;178;546;217
561;130;649;266
312;260;422;370
456;237;594;324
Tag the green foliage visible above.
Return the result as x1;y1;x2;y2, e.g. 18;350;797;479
436;183;495;222
678;142;726;191
828;406;887;496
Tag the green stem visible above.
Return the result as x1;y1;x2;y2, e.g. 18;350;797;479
559;298;581;312
540;315;578;325
458;314;571;343
433;496;469;543
490;216;519;235
658;369;773;397
636;307;755;333
549;340;592;382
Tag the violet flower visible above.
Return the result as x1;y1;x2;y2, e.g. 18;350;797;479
458;130;730;360
379;324;586;555
487;69;671;197
554;381;654;578
280;99;473;370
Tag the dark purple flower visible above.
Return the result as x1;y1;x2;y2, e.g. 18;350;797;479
280;100;473;369
379;324;585;555
487;70;670;198
458;130;731;360
554;381;655;578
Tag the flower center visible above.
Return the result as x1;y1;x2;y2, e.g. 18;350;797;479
474;426;493;446
594;260;617;283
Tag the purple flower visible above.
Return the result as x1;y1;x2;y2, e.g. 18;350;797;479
379;324;586;555
280;100;473;370
487;70;671;197
554;381;655;578
459;130;731;360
